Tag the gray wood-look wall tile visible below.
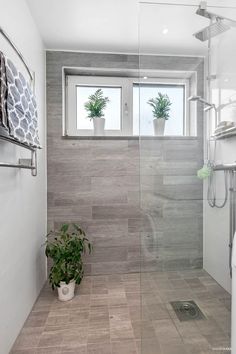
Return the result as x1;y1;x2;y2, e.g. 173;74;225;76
47;51;204;274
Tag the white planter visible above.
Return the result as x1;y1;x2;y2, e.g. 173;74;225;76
93;117;105;136
57;280;75;301
153;118;166;136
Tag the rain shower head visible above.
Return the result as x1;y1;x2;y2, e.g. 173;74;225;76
194;20;230;42
194;2;236;42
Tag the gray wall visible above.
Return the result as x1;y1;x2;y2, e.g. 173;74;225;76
139;55;204;271
46;51;204;275
140;138;203;271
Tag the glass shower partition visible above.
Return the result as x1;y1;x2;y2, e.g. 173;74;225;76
138;2;233;353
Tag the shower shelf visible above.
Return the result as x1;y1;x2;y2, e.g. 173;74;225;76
212;126;236;140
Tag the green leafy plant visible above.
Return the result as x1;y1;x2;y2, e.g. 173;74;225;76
45;223;92;290
84;88;110;120
147;92;172;120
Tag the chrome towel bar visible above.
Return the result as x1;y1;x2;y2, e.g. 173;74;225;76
0;27;39;176
0;160;35;170
0;26;34;84
0;135;38;176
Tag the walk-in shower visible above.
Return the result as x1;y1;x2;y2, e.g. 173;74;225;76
138;1;236;353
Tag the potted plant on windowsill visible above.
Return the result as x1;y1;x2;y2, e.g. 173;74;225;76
84;88;110;136
45;223;92;301
147;93;172;136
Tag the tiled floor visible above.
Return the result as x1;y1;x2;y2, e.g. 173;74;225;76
11;270;231;354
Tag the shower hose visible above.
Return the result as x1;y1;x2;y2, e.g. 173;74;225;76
207;139;228;208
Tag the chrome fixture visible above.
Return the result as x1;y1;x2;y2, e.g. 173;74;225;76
212;164;236;276
196;2;236;24
0;135;38;176
213;163;236;171
188;95;217;112
171;300;206;322
188;95;218;124
218;99;236;111
0;26;39;176
0;26;34;85
193;2;236;42
194;21;230;42
192;3;236;277
188;95;214;106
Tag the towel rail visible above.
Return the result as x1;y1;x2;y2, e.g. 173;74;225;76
0;161;35;170
0;136;38;176
0;134;36;151
0;28;39;176
0;26;34;84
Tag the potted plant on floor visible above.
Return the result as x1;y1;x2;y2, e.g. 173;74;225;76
84;88;110;136
45;223;92;301
147;92;172;136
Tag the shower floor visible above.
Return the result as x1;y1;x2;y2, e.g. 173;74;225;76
11;269;231;354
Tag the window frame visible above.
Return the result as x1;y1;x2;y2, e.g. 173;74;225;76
65;74;191;137
66;76;132;136
134;78;189;136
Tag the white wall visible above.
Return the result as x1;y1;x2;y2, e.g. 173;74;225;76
203;27;236;293
0;0;46;353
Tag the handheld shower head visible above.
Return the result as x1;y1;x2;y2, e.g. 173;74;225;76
188;95;218;126
188;95;201;102
204;105;214;112
188;96;216;109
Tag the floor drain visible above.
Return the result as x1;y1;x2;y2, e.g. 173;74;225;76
170;300;206;322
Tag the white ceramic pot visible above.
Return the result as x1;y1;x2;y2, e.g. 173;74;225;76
57;280;75;301
93;117;105;136
153;118;166;136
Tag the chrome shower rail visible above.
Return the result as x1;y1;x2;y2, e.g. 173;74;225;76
213;163;236;171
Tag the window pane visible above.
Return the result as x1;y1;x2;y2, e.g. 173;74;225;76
133;84;185;136
76;86;121;130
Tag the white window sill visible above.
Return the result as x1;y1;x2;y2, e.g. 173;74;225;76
62;135;198;140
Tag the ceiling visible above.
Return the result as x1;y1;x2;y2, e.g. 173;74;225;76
26;0;236;55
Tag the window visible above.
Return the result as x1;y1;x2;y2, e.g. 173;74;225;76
65;74;193;137
133;83;185;136
66;76;131;136
76;86;122;130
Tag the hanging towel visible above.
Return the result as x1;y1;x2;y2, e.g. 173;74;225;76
0;51;8;131
5;57;40;148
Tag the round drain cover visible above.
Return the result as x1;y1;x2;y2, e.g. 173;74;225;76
179;302;199;319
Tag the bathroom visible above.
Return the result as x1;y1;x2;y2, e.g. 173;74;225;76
0;0;235;353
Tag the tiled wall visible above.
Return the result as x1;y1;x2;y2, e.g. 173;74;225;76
47;51;204;274
140;138;203;271
47;138;140;275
